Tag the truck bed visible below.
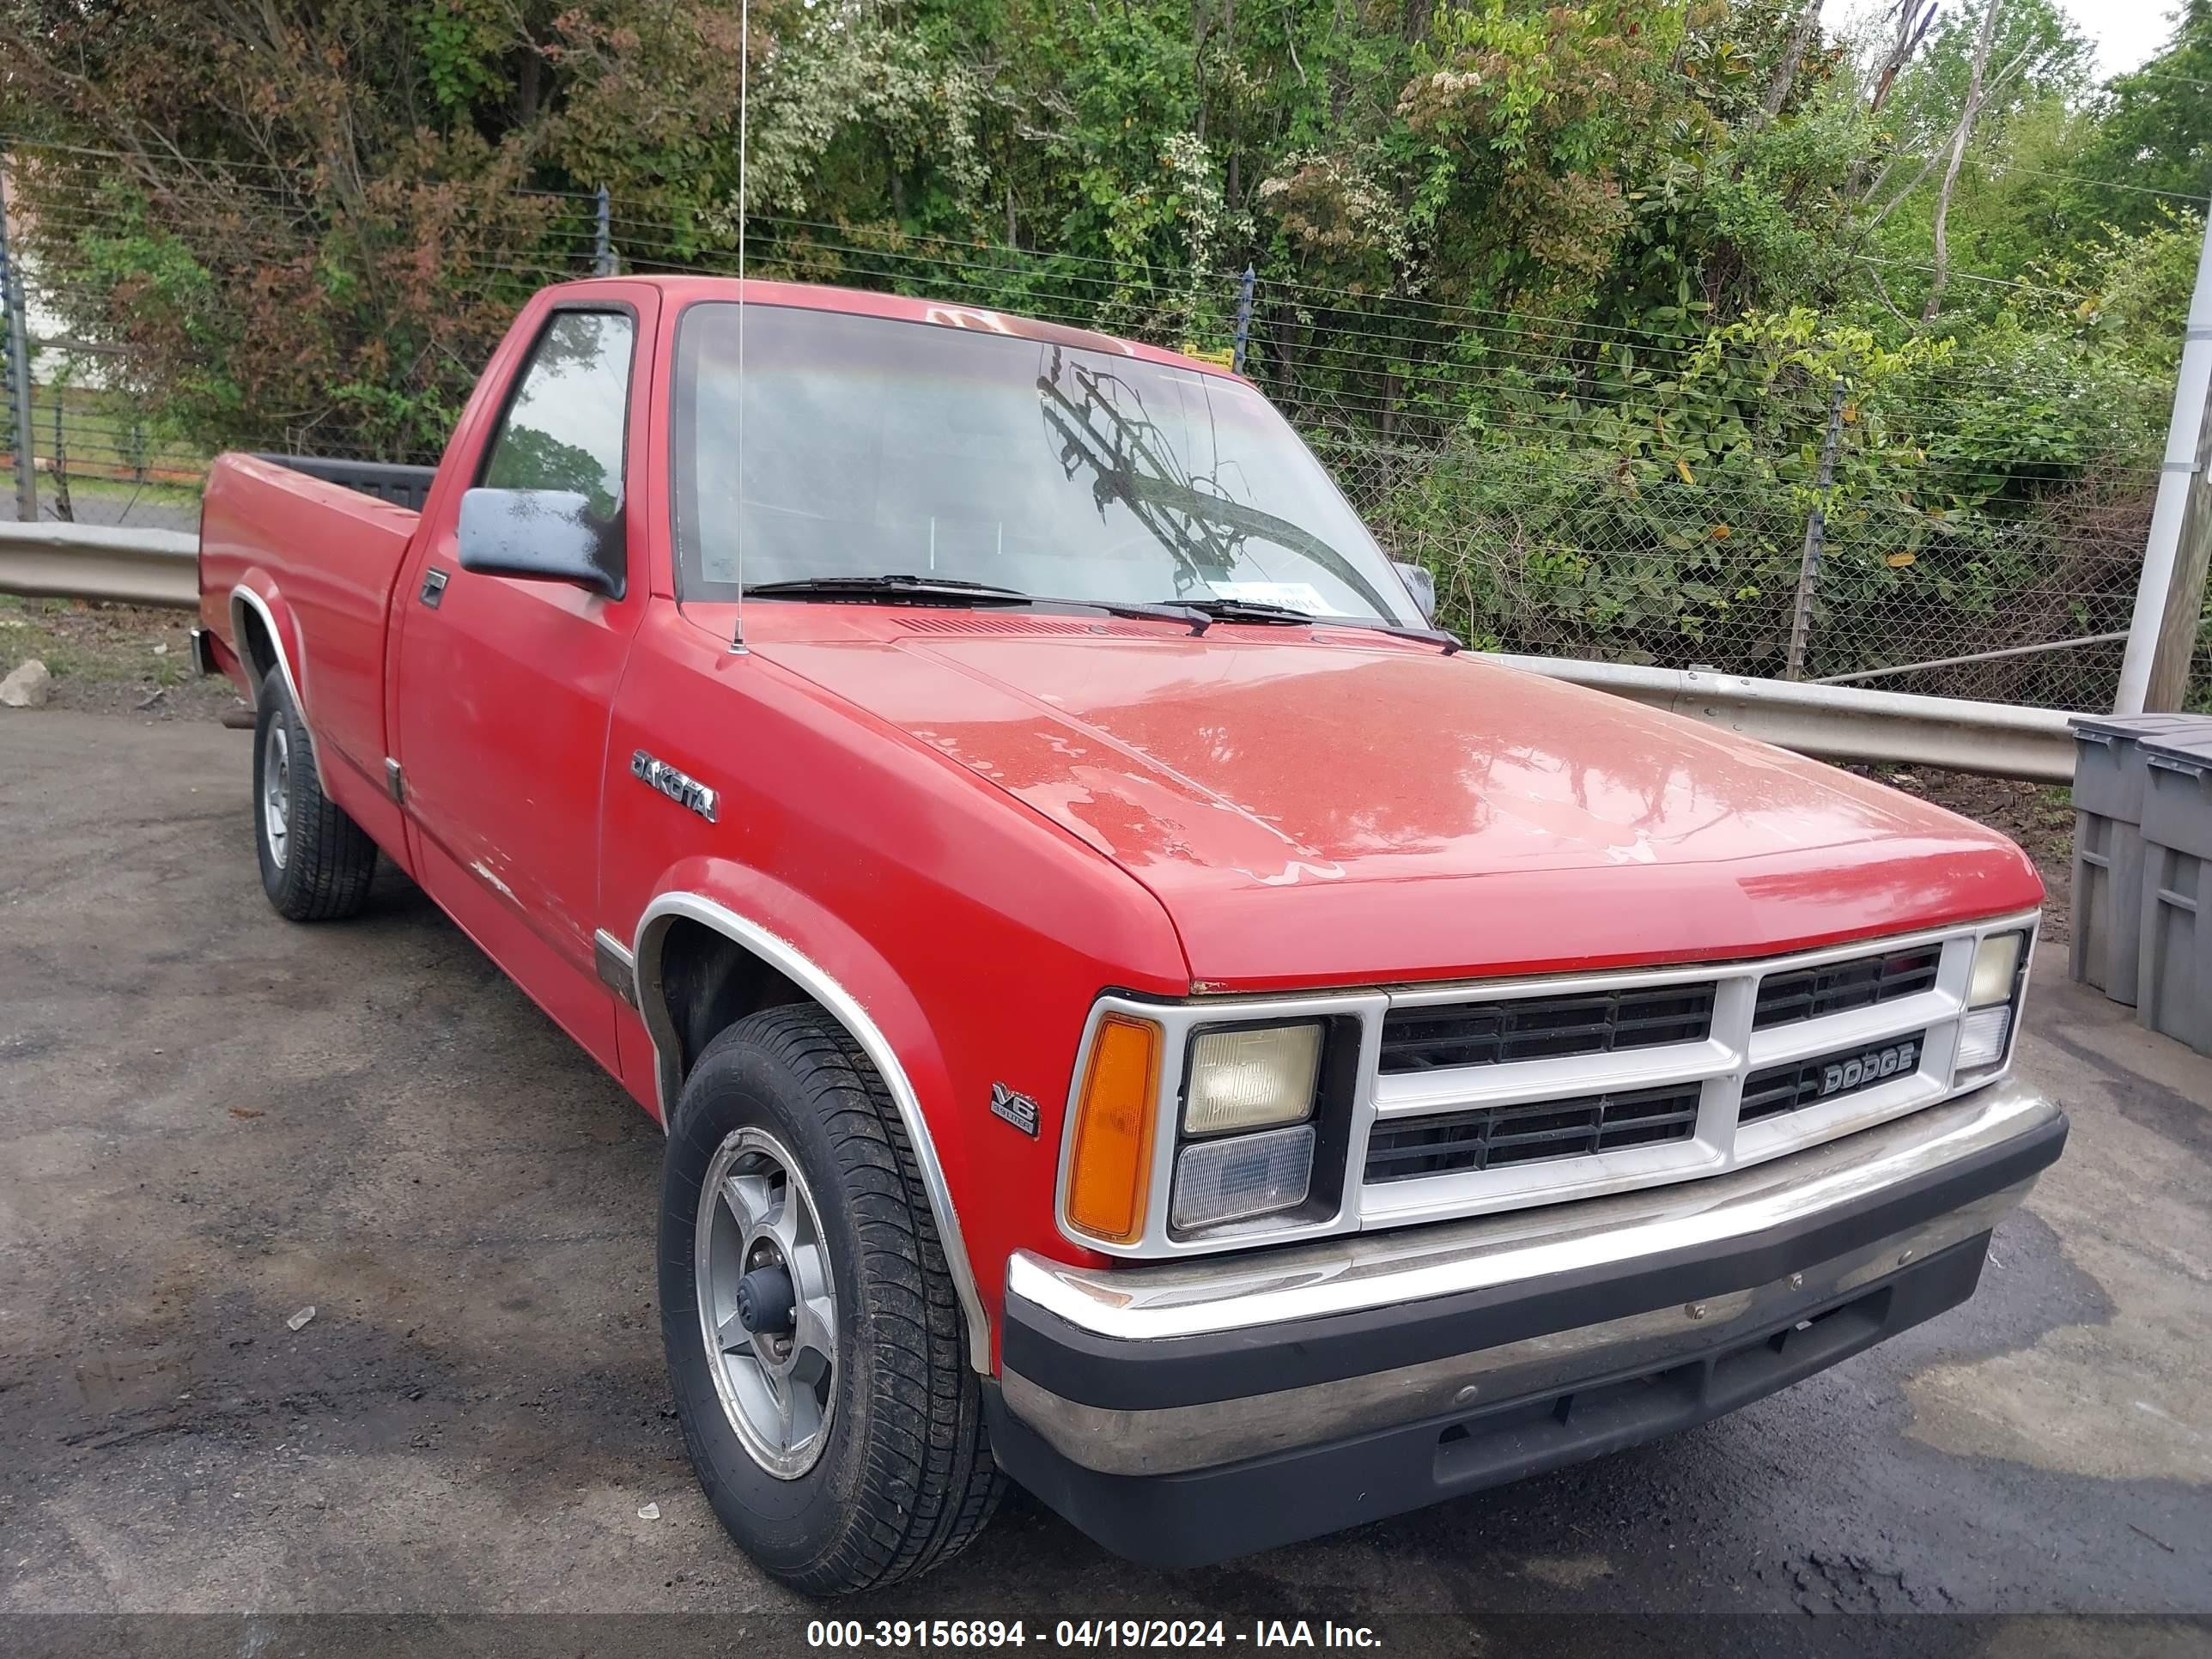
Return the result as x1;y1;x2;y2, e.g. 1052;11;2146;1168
249;453;439;514
198;452;423;828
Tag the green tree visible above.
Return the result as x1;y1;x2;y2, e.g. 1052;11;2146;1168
0;0;2196;699
2065;0;2212;235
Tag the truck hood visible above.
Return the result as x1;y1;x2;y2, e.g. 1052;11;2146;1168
755;619;2043;990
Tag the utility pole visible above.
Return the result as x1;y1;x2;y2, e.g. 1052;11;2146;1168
594;185;616;277
0;149;38;522
2116;207;2212;714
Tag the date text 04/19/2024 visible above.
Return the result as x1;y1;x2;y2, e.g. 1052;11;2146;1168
805;1620;1384;1650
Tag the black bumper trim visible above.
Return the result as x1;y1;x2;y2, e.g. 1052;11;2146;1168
1006;1107;2064;1413
992;1234;1990;1569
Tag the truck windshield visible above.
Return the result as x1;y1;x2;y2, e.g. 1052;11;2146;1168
670;301;1418;625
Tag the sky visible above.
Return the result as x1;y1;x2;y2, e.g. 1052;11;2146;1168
2050;0;2179;77
1840;0;2179;81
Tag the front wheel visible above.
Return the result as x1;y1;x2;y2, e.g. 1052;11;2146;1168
660;1006;1001;1594
252;678;377;921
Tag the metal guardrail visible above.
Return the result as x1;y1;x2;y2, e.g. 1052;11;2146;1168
0;520;198;607
1482;653;2077;784
0;523;2078;782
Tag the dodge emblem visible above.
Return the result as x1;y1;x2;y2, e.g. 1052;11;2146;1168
1821;1038;1917;1097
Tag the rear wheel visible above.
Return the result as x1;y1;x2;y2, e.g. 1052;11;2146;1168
660;1006;1001;1594
252;678;377;921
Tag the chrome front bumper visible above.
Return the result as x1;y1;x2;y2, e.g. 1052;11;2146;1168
1000;1079;2063;1479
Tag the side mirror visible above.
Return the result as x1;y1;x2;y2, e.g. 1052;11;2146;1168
1393;559;1437;624
457;488;625;599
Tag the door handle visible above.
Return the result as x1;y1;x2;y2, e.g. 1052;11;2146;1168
418;568;449;608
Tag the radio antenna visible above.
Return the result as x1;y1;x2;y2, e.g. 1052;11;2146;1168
729;0;751;655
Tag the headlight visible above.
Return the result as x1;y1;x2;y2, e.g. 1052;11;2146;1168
1172;1124;1316;1230
1968;933;2024;1008
1184;1022;1323;1135
1956;930;2027;1073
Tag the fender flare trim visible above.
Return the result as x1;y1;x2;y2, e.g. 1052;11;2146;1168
229;583;332;792
633;890;992;1372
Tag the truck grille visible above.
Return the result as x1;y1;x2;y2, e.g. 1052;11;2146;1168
1356;921;2009;1225
1741;1030;1929;1123
1078;913;2033;1258
1753;945;1942;1030
1378;983;1714;1073
1364;1084;1700;1182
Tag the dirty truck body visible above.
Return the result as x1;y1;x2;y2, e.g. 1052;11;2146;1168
193;276;2066;1593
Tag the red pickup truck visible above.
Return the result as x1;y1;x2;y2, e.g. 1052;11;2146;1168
191;276;2065;1593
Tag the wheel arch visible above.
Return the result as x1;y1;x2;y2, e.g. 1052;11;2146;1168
229;583;333;792
633;889;992;1372
228;583;296;706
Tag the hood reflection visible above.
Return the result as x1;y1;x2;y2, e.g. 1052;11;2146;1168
766;629;1969;891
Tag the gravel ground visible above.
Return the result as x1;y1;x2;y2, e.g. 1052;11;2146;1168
0;596;240;721
1;708;2207;1659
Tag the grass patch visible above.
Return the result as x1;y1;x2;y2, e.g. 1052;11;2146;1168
0;593;195;686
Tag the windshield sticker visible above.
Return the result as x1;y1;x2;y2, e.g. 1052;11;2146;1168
1206;580;1346;616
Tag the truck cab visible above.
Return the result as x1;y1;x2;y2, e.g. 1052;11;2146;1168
195;276;2064;1591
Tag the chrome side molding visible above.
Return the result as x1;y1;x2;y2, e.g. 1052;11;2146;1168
593;929;639;1007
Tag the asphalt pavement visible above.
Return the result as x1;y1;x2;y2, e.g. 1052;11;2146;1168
2;709;2208;1655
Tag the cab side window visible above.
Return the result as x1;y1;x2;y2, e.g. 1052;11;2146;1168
481;310;635;518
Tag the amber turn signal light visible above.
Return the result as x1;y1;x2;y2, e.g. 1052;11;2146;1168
1063;1014;1164;1244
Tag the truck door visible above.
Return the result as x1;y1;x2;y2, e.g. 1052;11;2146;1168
390;293;659;1073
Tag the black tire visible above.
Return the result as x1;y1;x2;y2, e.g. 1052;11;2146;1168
252;677;378;921
660;1006;1002;1595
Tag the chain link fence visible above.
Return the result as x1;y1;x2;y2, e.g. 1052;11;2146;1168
2;139;2194;709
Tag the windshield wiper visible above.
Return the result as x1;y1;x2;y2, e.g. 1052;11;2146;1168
1172;597;1314;625
1170;597;1462;655
744;574;1217;635
740;577;1454;650
745;574;1037;603
1063;598;1216;634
